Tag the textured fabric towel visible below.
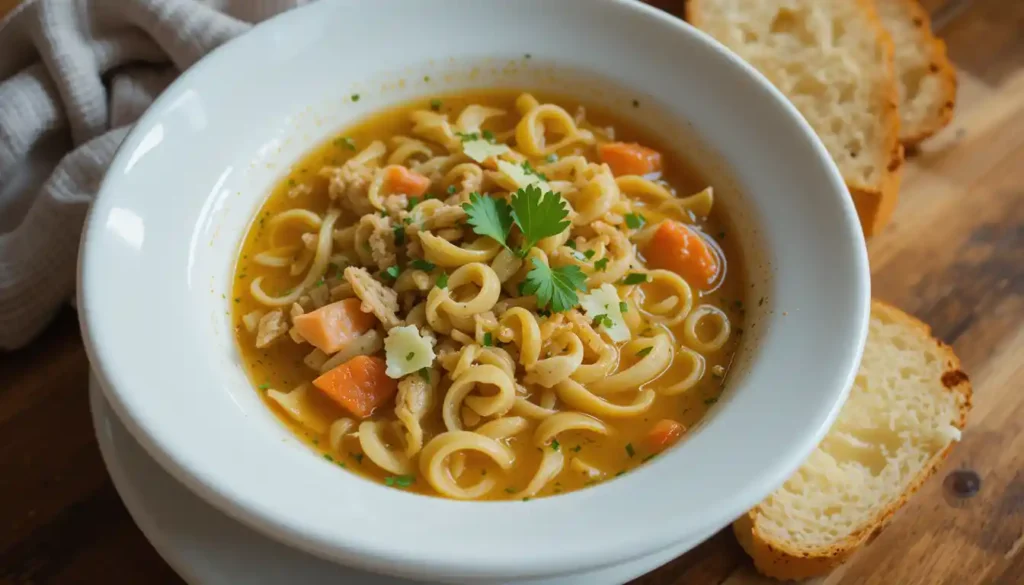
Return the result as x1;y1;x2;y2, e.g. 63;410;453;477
0;0;306;350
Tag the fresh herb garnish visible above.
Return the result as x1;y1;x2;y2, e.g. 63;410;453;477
435;271;449;289
408;196;420;209
410;259;436;272
551;439;560;451
384;475;415;488
383;265;400;280
593;314;613;328
521;258;588;313
571;445;582;453
584;249;596;260
624;213;646;230
621;272;648;285
619;301;629;313
636;347;654;358
483;332;494;347
447;184;457;195
481;129;496;143
406;351;415;361
462;192;514;250
257;382;270;390
350;94;360;102
455;131;480;142
625;443;635;458
510;185;571;254
429;99;442;111
521;161;548;181
418;368;431;382
334;136;356;150
505;487;517;494
393;224;406;245
594;257;609;271
565;239;577;250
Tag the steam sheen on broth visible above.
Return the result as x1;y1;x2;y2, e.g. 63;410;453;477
232;90;745;500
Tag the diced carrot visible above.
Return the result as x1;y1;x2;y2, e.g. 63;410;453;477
313;355;396;418
644;220;719;289
384;165;431;197
647;419;686;452
598;142;662;176
293;298;376;354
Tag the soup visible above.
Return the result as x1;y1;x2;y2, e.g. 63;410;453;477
232;90;745;500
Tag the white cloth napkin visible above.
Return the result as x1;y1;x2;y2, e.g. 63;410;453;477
0;0;306;350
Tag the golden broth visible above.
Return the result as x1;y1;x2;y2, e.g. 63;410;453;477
232;90;746;499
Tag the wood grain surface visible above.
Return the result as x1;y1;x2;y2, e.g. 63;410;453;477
1;1;1022;584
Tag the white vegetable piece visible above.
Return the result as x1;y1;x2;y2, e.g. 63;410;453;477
578;283;630;342
383;324;437;379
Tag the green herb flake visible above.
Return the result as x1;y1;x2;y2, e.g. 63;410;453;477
455;131;480;143
333;136;356;150
571;445;582;453
636;346;654;358
594;257;609;271
384;475;415;488
430;99;443;111
407;196;420;209
584;249;596;260
520;161;548;181
619;301;629;313
383;265;400;280
257;382;270;390
324;454;334;462
621;272;648;285
447;184;457;195
522;497;531;502
405;351;415;361
551;439;560;451
565;239;577;250
393;224;406;245
481;129;496;143
625;443;636;458
410;259;436;272
350;93;360;102
436;271;449;289
625;213;646;230
483;332;494;347
234;297;240;303
423;75;431;82
505;487;517;494
418;368;431;383
351;453;364;464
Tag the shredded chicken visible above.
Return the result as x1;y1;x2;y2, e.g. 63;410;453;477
320;163;375;215
255;309;288;348
344;266;403;330
395;373;434;456
383;194;409;215
359;214;397;271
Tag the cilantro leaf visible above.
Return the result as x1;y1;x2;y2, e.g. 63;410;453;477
521;258;588;313
435;271;449;289
462;192;514;249
625;213;646;230
510;185;571;254
410;259;436;271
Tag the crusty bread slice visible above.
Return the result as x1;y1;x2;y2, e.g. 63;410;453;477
875;0;957;145
732;300;972;580
687;0;904;237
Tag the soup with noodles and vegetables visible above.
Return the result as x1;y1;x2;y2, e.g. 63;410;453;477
232;91;745;500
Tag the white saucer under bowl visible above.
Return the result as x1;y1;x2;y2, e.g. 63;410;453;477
89;372;717;585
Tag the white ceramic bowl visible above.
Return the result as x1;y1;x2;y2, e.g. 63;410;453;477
78;0;870;582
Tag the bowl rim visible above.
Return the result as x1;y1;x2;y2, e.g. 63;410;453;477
78;0;870;580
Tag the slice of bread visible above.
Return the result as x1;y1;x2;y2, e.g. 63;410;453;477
875;0;957;145
732;300;972;580
687;0;904;237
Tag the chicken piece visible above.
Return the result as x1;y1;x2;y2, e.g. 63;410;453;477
344;266;403;330
255;309;288;348
395;372;435;456
359;214;397;271
423;204;467;231
320;163;375;216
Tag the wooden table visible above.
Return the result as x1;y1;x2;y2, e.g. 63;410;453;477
2;1;1022;583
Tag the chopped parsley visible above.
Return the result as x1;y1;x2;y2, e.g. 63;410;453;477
351;453;364;464
619;301;629;313
483;332;494;347
625;443;635;458
565;239;577;250
333;136;356;150
407;196;420;209
624;213;646;230
520;161;548;181
584;249;596;259
257;382;270;390
435;271;449;289
481;129;496;143
392;224;406;245
571;445;582;453
636;346;654;358
551;439;560;451
505;487;517;494
410;259;436;272
350;93;360;102
447;184;457;195
592;314;614;328
418;368;431;383
455;131;480;142
423;75;431;82
384;475;415;488
621;272;649;285
383;265;400;280
405;351;415;361
429;98;442;111
594;257;609;271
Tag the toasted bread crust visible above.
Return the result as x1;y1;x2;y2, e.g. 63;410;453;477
687;0;905;237
886;0;958;146
733;300;972;580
